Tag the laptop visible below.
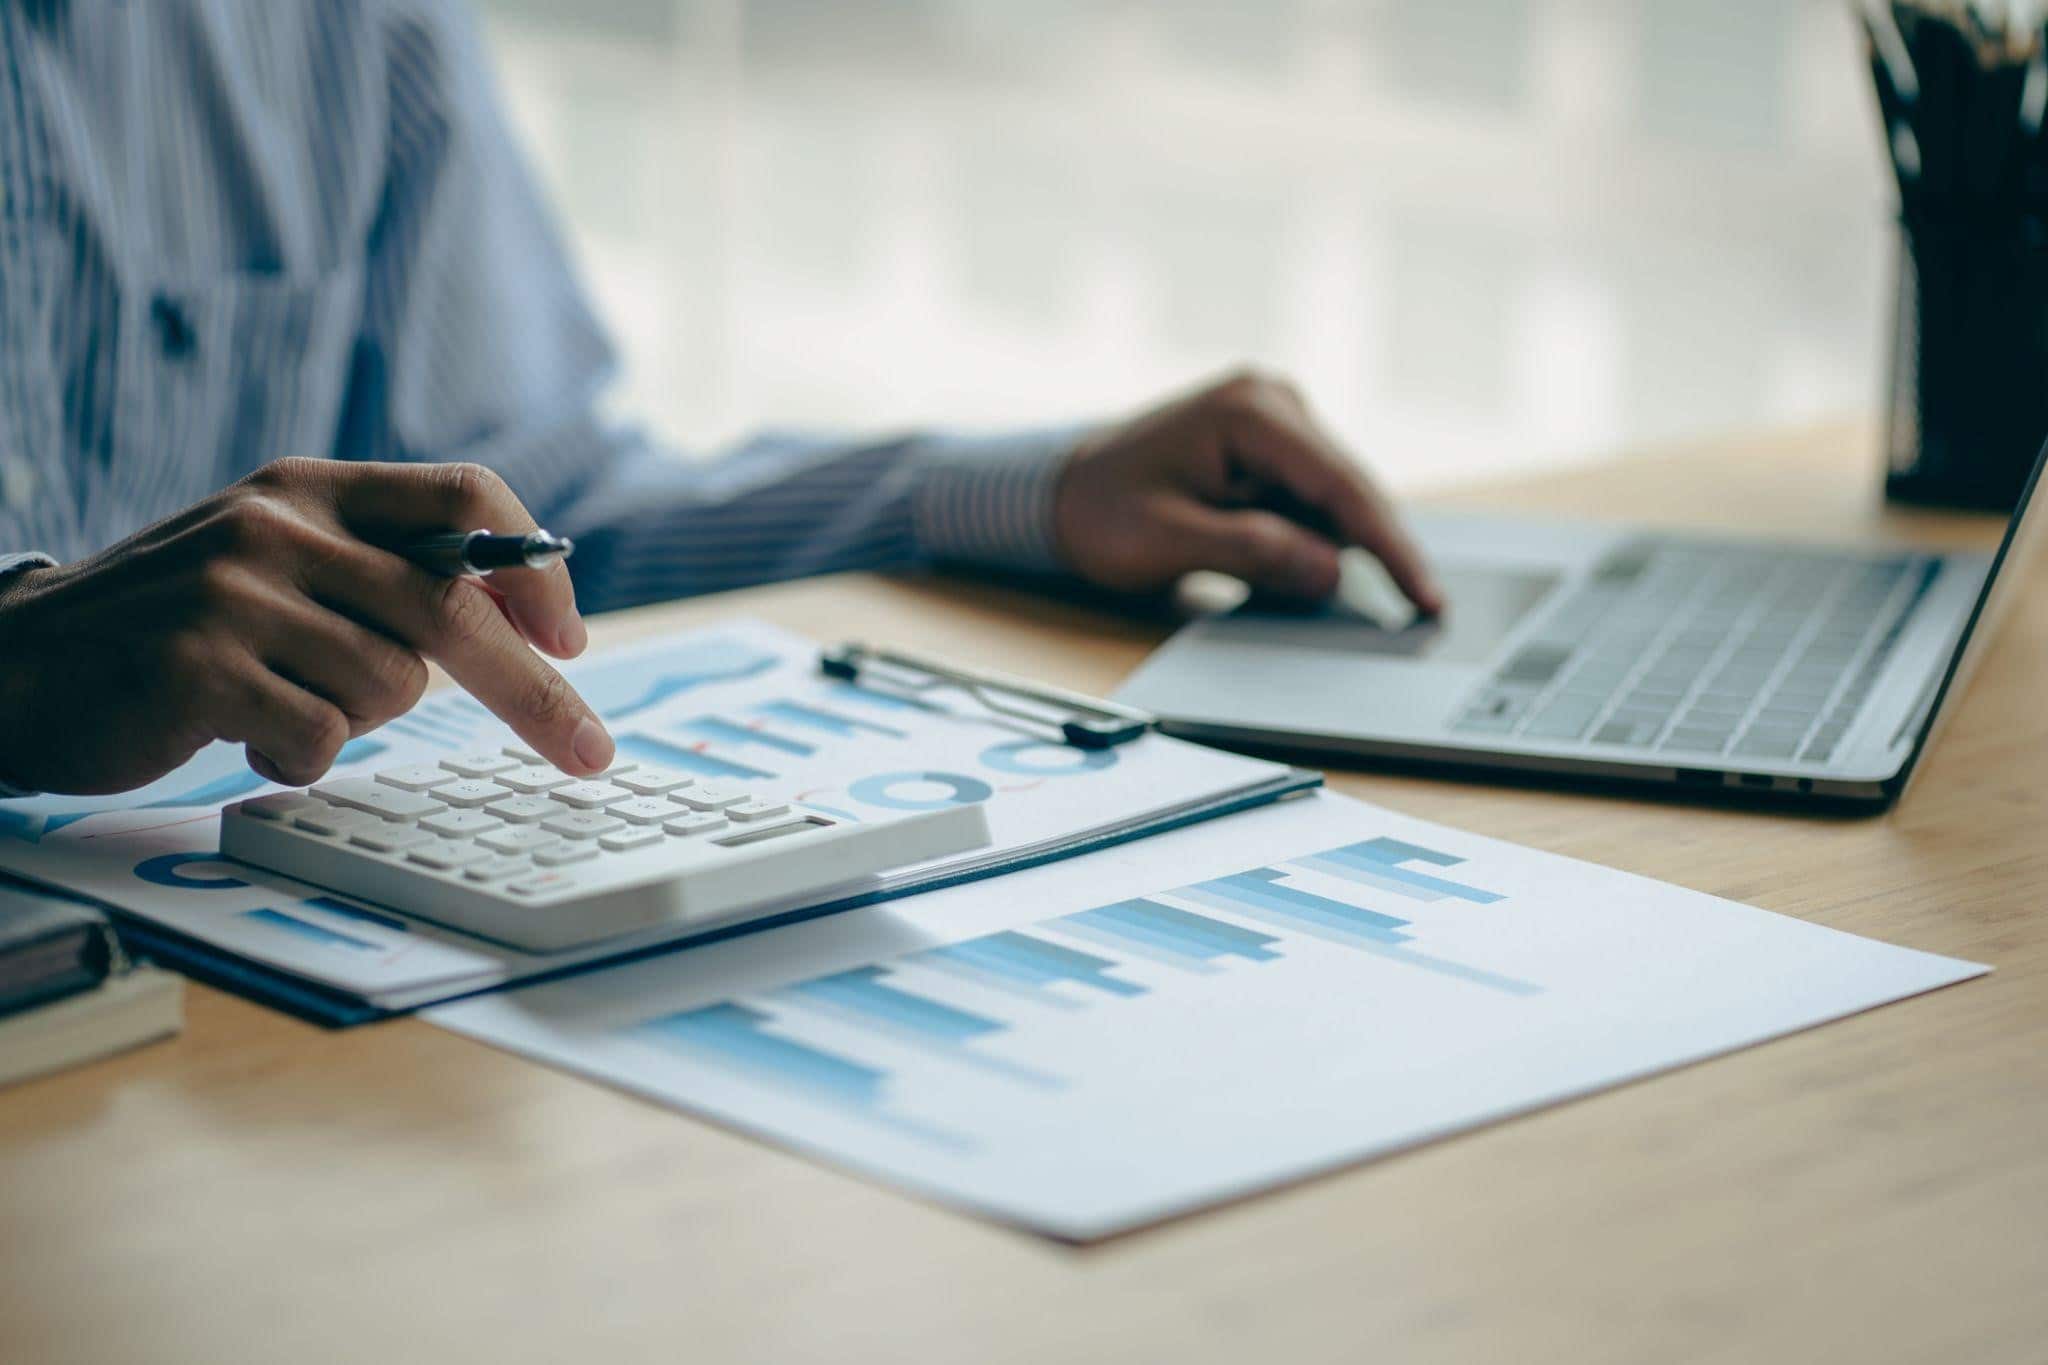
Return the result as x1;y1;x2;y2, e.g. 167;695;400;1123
1116;435;2048;806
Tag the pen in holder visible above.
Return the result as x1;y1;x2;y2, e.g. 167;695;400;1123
1863;4;2048;512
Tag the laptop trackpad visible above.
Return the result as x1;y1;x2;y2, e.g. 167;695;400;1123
1212;563;1559;667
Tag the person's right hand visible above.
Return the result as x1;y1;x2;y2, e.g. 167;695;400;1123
0;458;616;796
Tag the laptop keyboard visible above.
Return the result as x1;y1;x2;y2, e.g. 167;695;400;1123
1452;540;1941;765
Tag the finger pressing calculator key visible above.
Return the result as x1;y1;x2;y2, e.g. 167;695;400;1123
219;759;992;952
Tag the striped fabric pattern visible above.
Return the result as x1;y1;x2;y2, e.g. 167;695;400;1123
0;0;1078;620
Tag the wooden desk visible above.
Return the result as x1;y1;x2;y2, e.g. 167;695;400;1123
4;421;2044;1364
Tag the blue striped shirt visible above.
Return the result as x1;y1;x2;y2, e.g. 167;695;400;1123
0;0;1076;609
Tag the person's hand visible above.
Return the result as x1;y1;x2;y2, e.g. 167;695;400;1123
0;459;615;796
1053;369;1444;611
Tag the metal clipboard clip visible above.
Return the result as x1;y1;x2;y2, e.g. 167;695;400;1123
819;643;1154;750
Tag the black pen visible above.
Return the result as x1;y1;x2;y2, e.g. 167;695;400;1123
403;528;575;577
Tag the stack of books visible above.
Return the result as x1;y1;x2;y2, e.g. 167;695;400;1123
0;883;182;1088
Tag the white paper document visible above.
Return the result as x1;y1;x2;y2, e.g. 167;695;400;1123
430;793;1986;1240
0;620;1293;1011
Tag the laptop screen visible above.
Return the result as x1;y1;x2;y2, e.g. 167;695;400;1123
1892;433;2048;796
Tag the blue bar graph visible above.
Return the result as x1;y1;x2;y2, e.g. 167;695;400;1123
300;894;409;933
756;700;905;740
916;931;1146;999
1294;838;1504;904
829;681;942;714
1059;899;1282;971
244;909;379;953
138;767;269;810
680;716;817;758
581;641;780;722
783;967;1005;1043
613;733;774;781
637;1002;887;1106
777;966;1061;1087
610;827;1541;1145
1180;869;1414;946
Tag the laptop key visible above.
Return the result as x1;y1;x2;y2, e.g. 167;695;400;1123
1499;645;1573;686
1592;720;1661;746
1660;728;1731;753
1521;696;1603;740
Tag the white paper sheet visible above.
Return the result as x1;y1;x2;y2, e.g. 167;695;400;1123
430;792;1986;1239
0;620;1291;1010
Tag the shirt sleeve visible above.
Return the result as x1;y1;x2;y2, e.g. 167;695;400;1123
347;2;1081;616
546;424;1081;614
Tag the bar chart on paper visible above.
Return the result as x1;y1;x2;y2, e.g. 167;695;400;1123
619;832;1538;1148
433;793;1985;1239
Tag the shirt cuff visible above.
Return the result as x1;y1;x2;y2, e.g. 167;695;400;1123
0;551;54;578
910;426;1087;575
0;553;55;798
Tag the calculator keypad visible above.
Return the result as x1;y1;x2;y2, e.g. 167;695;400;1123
249;760;828;894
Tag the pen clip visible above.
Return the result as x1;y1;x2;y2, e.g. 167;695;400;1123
819;643;1153;750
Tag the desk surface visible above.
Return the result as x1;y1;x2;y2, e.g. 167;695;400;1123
3;421;2044;1365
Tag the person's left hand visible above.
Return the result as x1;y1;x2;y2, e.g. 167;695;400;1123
1053;369;1444;613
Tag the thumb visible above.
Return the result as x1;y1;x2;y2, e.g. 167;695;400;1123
1167;503;1345;598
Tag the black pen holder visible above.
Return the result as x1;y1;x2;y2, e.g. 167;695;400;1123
1885;194;2048;511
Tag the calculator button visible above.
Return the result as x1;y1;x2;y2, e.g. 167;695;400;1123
613;768;692;796
587;759;639;778
611;798;676;826
497;765;575;794
313;779;446;822
293;807;378;837
662;811;728;838
549;781;634;810
432;779;513;808
725;799;791;823
375;764;453;792
509;871;580;895
599;826;663;852
483;795;557;824
309;777;385;807
464;855;531;882
541;811;625;840
350;824;435;853
501;745;545;765
670;784;745;811
533;843;599;868
410;840;491;870
241;793;322;822
478;826;562;855
441;751;520;779
420;809;504;839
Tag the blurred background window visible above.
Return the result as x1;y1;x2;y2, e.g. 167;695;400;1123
479;0;1887;492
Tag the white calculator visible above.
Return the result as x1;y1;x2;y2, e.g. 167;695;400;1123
219;747;990;952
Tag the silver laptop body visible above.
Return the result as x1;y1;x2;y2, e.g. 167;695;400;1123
1117;439;2047;806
